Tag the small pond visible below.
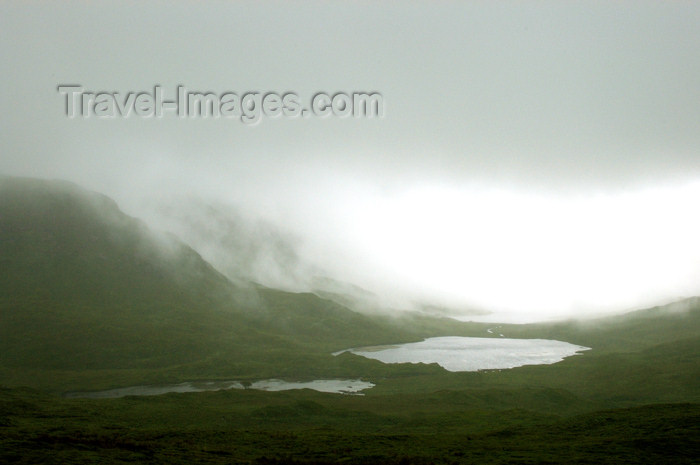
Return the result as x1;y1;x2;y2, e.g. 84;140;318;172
64;379;374;399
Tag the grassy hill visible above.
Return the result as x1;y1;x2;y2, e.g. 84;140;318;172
0;176;420;390
496;297;700;353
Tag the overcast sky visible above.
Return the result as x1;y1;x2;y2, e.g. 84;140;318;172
1;1;700;321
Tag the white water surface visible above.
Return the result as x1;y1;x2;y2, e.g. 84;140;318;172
336;336;590;372
65;379;374;399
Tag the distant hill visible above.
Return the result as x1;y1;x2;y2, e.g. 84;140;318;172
501;297;700;353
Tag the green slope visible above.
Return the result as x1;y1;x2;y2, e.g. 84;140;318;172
0;177;242;369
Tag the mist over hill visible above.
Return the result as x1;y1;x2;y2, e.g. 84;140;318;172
0;176;424;389
139;197;385;311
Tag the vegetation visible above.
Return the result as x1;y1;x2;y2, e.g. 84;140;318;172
1;176;698;463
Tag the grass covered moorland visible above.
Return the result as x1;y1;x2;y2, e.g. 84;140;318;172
1;176;699;464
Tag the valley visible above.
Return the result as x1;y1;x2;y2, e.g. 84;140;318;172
1;177;698;464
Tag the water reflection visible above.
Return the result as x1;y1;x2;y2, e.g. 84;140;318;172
336;336;589;372
65;378;374;398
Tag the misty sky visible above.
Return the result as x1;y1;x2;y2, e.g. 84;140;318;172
1;1;700;321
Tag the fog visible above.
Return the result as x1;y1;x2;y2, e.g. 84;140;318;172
1;2;700;321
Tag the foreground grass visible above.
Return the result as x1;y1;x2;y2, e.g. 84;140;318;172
1;387;698;464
